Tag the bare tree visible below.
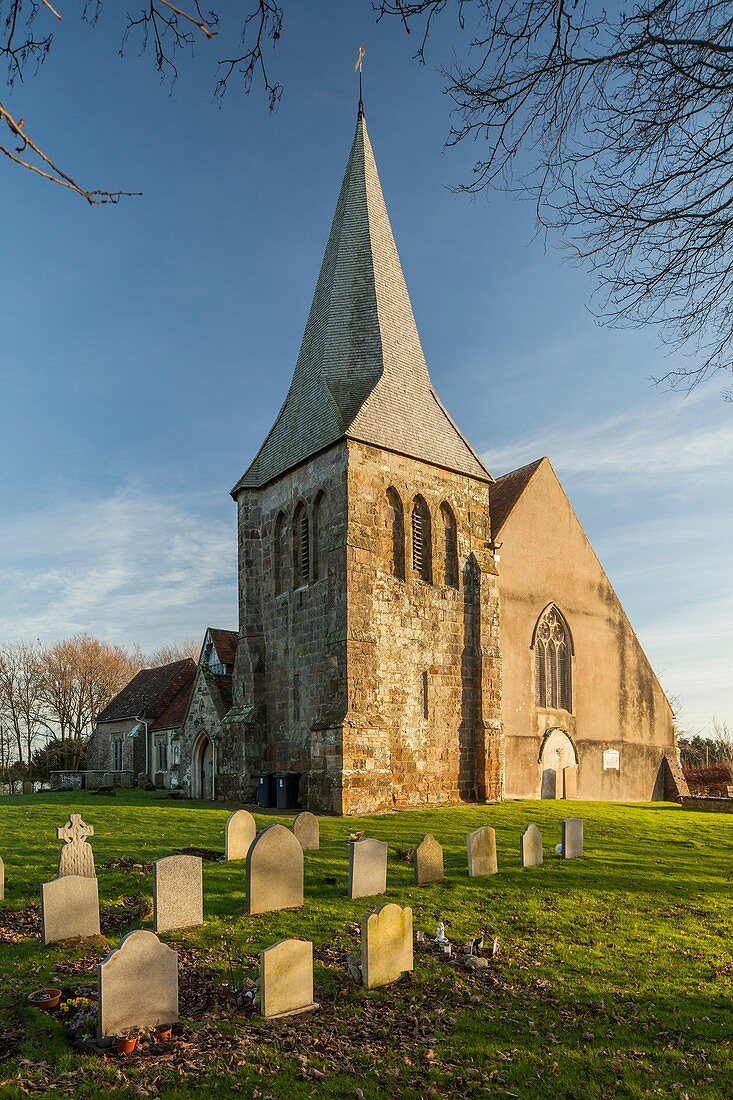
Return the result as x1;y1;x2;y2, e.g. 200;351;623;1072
378;0;733;391
147;639;200;665
0;640;45;770
38;633;141;765
709;716;733;768
1;0;283;201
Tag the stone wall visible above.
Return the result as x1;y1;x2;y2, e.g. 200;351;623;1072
86;719;146;780
233;444;349;807
335;441;502;814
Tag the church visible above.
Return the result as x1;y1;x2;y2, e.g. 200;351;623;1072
90;108;682;812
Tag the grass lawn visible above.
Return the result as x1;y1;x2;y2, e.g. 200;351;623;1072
1;791;732;1098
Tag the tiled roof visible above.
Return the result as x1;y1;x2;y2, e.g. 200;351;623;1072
490;457;546;535
232;114;490;493
208;628;237;667
97;659;196;724
152;675;196;732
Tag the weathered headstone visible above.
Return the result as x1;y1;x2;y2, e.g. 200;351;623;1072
154;771;165;789
153;855;203;933
22;781;33;795
41;875;100;945
563;766;578;800
293;811;320;851
246;823;304;916
561;818;584;859
0;856;4;901
57;814;96;879
466;826;498;877
361;903;413;989
260;939;317;1018
520;824;543;867
98;929;178;1039
414;834;444;885
224;809;257;861
348;838;388;900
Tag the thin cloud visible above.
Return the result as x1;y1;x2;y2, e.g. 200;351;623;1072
0;488;236;650
484;387;733;482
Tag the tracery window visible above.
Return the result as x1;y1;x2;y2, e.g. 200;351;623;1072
534;605;572;711
411;495;432;584
440;502;459;588
293;502;310;587
386;488;405;580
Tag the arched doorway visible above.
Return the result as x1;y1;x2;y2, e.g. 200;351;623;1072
192;731;213;800
539;728;577;799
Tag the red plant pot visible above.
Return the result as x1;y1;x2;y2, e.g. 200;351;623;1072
116;1036;138;1055
28;989;62;1011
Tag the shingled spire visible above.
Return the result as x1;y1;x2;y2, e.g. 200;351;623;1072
232;114;490;493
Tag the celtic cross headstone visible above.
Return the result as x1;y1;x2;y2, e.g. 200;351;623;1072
57;813;96;879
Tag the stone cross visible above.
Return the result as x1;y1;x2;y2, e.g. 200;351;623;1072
57;814;96;879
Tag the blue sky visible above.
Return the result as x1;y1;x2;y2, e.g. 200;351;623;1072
0;3;730;735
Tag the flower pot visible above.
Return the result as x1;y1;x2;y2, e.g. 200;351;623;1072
28;988;62;1011
153;1024;172;1042
116;1035;138;1055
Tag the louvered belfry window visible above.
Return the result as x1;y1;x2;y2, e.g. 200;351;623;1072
411;496;432;583
441;502;459;588
293;503;310;587
534;606;572;711
386;488;406;580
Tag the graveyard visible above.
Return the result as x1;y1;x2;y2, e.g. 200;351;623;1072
1;792;732;1098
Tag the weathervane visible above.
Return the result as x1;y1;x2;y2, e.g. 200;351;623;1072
355;45;366;118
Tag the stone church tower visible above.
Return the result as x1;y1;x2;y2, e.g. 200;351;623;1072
229;112;503;814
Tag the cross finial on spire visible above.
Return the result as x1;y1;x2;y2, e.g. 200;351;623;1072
354;45;366;119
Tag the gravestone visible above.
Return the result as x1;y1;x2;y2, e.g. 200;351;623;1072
562;818;584;859
293;812;320;851
348;838;387;900
246;823;304;916
361;902;413;990
22;781;33;795
154;771;165;789
153;855;203;933
224;809;257;861
98;929;178;1038
563;766;578;800
520;824;543;867
467;826;498;877
41;875;100;945
414;834;444;885
57;813;96;878
0;856;4;900
260;939;317;1018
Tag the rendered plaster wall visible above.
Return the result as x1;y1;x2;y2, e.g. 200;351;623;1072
496;460;675;801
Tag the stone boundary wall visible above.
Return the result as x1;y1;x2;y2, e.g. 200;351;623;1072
680;796;733;814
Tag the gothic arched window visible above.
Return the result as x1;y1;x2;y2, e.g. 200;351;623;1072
533;605;573;711
312;491;326;581
293;502;310;587
411;495;432;584
386;488;405;580
440;502;459;588
273;511;286;595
